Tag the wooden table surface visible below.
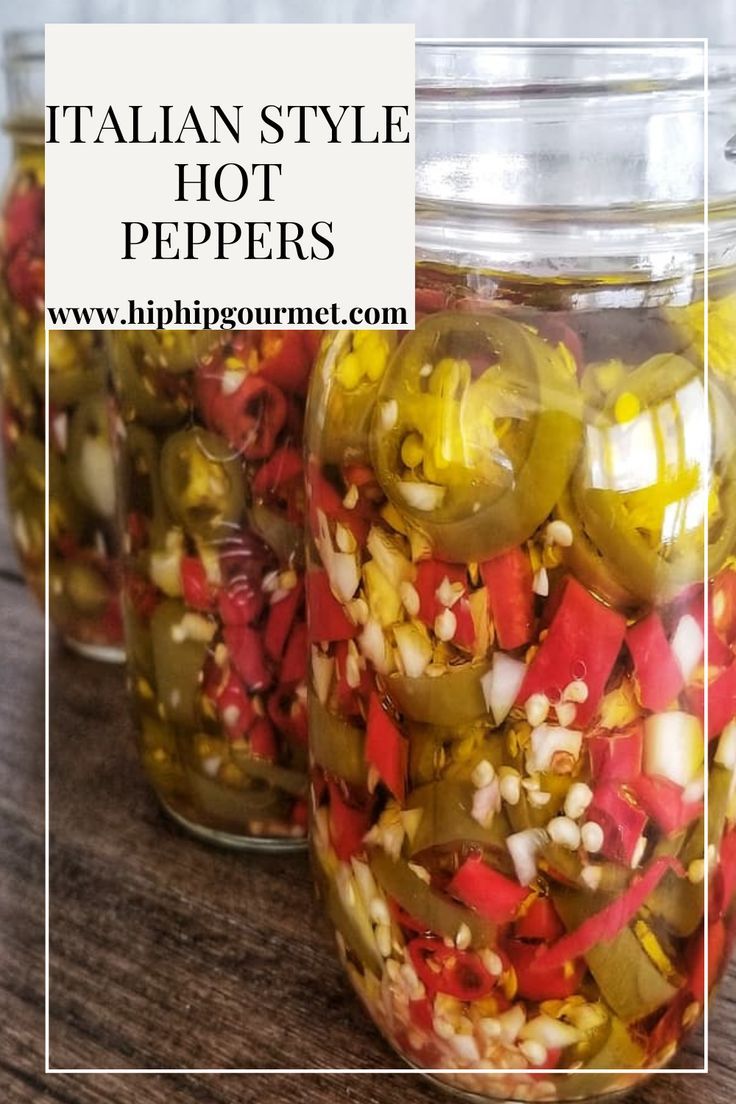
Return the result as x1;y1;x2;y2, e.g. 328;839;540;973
0;497;734;1104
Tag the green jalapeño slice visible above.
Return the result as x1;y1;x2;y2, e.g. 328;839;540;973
370;312;583;563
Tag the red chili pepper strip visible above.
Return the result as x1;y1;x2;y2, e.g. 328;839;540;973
198;368;287;460
516;578;626;727
216;672;256;738
449;854;528;924
264;582;304;661
280;621;308;685
366;693;407;801
218;531;270;588
180;557;216;612
219;580;265;627
408;997;435;1034
504;940;585;1002
709;663;736;739
408;937;497;1001
714;827;736;918
514;897;565;942
688;920;726;1003
626;612;684;711
4;184;44;253
267;687;308;745
713;568;736;648
453;594;483;652
252;445;304;497
3;185;45;312
530;857;684;974
249;717;278;762
306;569;358;642
681;582;733;668
258;331;312;393
232;375;287;459
586;782;648;864
291;799;309;831
327;781;371;861
223;624;271;691
409;561;436;622
481;547;535;651
125;572;159;620
588;724;643;784
629;774;703;835
6;245;44;311
308;462;370;545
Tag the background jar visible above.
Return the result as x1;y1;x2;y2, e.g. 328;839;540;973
305;44;736;1099
0;29;123;659
110;330;319;848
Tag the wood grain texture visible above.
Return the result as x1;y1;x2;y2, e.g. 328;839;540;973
0;499;734;1102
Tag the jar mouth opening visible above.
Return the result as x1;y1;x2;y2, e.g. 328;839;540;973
3;32;733;88
4;28;43;64
415;40;733;98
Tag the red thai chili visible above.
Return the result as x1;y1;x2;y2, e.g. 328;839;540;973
407;937;497;1001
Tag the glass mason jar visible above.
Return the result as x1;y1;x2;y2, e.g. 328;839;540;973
110;330;320;848
0;30;123;659
305;44;736;1098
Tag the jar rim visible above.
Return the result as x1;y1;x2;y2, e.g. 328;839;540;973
2;32;733;87
4;28;43;65
415;40;734;97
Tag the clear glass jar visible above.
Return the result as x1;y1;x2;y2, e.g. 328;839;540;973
110;330;320;848
305;44;736;1098
0;30;123;659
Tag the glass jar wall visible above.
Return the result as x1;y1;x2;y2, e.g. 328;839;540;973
0;30;123;659
110;330;319;848
304;44;736;1100
0;94;44;601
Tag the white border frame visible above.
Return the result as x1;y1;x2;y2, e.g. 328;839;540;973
44;30;711;1080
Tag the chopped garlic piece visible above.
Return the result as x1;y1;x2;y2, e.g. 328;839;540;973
434;607;457;642
555;701;577;728
393;621;432;678
533;567;549;597
525;724;582;775
564;782;593;821
311;648;334;704
548;816;582;850
580;821;604;854
563;679;589;704
399;580;420;617
398;481;446;511
435;575;464;608
545;519;573;547
525;693;550;727
380;399;398;430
